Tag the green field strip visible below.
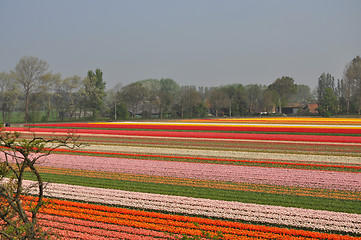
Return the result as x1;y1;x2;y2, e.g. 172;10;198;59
32;166;360;201
23;172;361;214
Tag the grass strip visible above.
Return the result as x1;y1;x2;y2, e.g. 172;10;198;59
23;171;361;214
33;166;361;201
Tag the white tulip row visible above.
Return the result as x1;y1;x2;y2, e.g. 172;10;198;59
82;144;361;165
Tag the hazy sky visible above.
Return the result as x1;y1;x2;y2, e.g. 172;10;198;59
1;0;360;90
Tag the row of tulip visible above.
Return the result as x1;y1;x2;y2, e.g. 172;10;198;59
47;148;361;171
33;165;361;201
186;117;361;125
80;136;361;155
39;214;172;240
21;209;174;240
11;128;361;157
23;180;361;234
6;118;361;239
25;121;361;134
7;126;361;143
36;154;361;191
21;196;360;239
2;144;361;172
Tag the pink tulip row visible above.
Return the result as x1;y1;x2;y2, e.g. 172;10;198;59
37;154;361;191
39;213;173;240
23;180;361;234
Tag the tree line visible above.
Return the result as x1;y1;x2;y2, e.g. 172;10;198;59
0;55;360;123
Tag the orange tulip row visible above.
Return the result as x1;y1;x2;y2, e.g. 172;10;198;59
39;212;179;239
34;165;361;201
21;196;359;240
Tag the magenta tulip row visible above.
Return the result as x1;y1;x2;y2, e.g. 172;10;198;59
23;180;361;234
37;154;361;191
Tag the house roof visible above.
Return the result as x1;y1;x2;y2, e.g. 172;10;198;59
283;103;307;108
283;103;318;113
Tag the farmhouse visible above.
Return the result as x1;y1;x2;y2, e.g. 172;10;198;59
281;103;318;115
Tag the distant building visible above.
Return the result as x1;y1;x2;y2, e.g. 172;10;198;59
306;103;318;114
281;103;318;115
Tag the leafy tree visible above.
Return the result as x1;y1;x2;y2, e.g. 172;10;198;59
208;87;228;117
0;72;20;123
245;84;265;114
54;76;82;121
115;102;129;120
317;87;339;117
317;73;335;101
344;56;361;114
13;56;49;123
221;85;237;117
317;73;338;116
137;79;161;118
120;82;148;118
0;130;81;239
193;102;208;118
105;86;130;120
341;74;355;115
103;84;122;120
136;78;180;118
38;73;61;122
267;76;296;113
83;69;106;118
159;78;180;118
261;89;278;113
224;84;248;116
177;86;202;118
289;84;311;104
137;79;160;92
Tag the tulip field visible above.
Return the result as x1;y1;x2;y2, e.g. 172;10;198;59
4;117;361;239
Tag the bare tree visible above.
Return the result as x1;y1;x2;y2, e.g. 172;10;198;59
38;73;61;122
177;86;203;118
208;87;228;117
0;72;20;123
0;130;82;239
54;76;82;120
13;56;49;123
120;82;148;118
245;84;265;114
344;56;361;114
267;76;296;113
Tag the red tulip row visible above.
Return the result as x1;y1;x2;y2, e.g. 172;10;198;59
78;135;361;155
10;128;361;156
24;122;361;135
8;127;361;143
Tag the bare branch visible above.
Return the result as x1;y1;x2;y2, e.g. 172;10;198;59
0;129;82;239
